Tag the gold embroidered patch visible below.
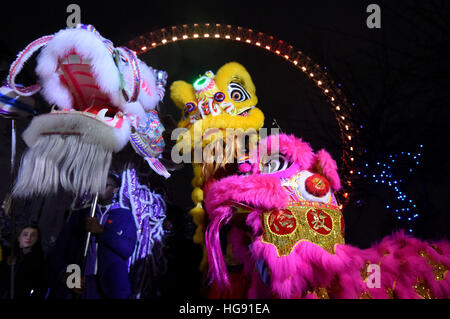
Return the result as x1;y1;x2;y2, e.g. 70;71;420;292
419;250;448;281
261;204;345;256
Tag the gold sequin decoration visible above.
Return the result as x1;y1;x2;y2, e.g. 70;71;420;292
386;281;397;299
313;287;329;299
359;291;372;299
419;250;448;281
260;205;345;256
413;278;434;299
360;261;371;282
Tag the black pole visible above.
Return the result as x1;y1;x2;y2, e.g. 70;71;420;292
9;119;16;299
80;192;99;274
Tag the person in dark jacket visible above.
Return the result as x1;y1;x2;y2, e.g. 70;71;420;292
0;223;48;299
47;173;137;299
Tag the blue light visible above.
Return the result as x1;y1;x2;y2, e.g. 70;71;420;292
386;205;390;209
398;216;401;220
420;145;423;148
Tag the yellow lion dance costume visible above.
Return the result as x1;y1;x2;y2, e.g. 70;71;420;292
170;62;264;272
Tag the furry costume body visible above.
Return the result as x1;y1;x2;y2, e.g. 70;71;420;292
204;134;450;298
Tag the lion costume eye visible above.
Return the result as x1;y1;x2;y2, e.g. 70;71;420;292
260;154;291;174
295;170;332;203
228;82;250;102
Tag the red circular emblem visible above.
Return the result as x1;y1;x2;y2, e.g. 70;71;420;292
305;174;330;197
268;209;297;235
306;209;333;235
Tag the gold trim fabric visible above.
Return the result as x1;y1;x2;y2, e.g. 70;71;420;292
261;205;345;256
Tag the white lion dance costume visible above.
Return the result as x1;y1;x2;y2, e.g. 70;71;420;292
8;24;170;199
6;24;171;298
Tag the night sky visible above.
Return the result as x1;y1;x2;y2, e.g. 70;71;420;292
0;0;449;253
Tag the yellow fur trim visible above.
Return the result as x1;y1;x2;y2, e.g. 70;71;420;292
191;186;204;203
170;80;196;110
214;61;257;111
190;203;205;243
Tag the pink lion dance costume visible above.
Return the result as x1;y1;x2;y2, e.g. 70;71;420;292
204;134;450;299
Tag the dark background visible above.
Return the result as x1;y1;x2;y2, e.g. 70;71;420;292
0;0;449;256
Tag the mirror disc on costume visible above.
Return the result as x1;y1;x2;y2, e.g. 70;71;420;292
305;173;330;197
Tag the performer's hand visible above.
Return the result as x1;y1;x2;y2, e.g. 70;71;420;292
85;217;104;234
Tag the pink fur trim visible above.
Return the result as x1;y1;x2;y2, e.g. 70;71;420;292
204;174;290;214
314;149;342;191
252;134;315;174
249;230;450;298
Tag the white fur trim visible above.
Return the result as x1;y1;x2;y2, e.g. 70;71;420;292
122;102;146;125
22;112;130;152
35;28;122;108
137;62;160;111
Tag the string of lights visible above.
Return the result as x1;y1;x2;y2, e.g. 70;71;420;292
358;144;424;233
127;23;362;206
